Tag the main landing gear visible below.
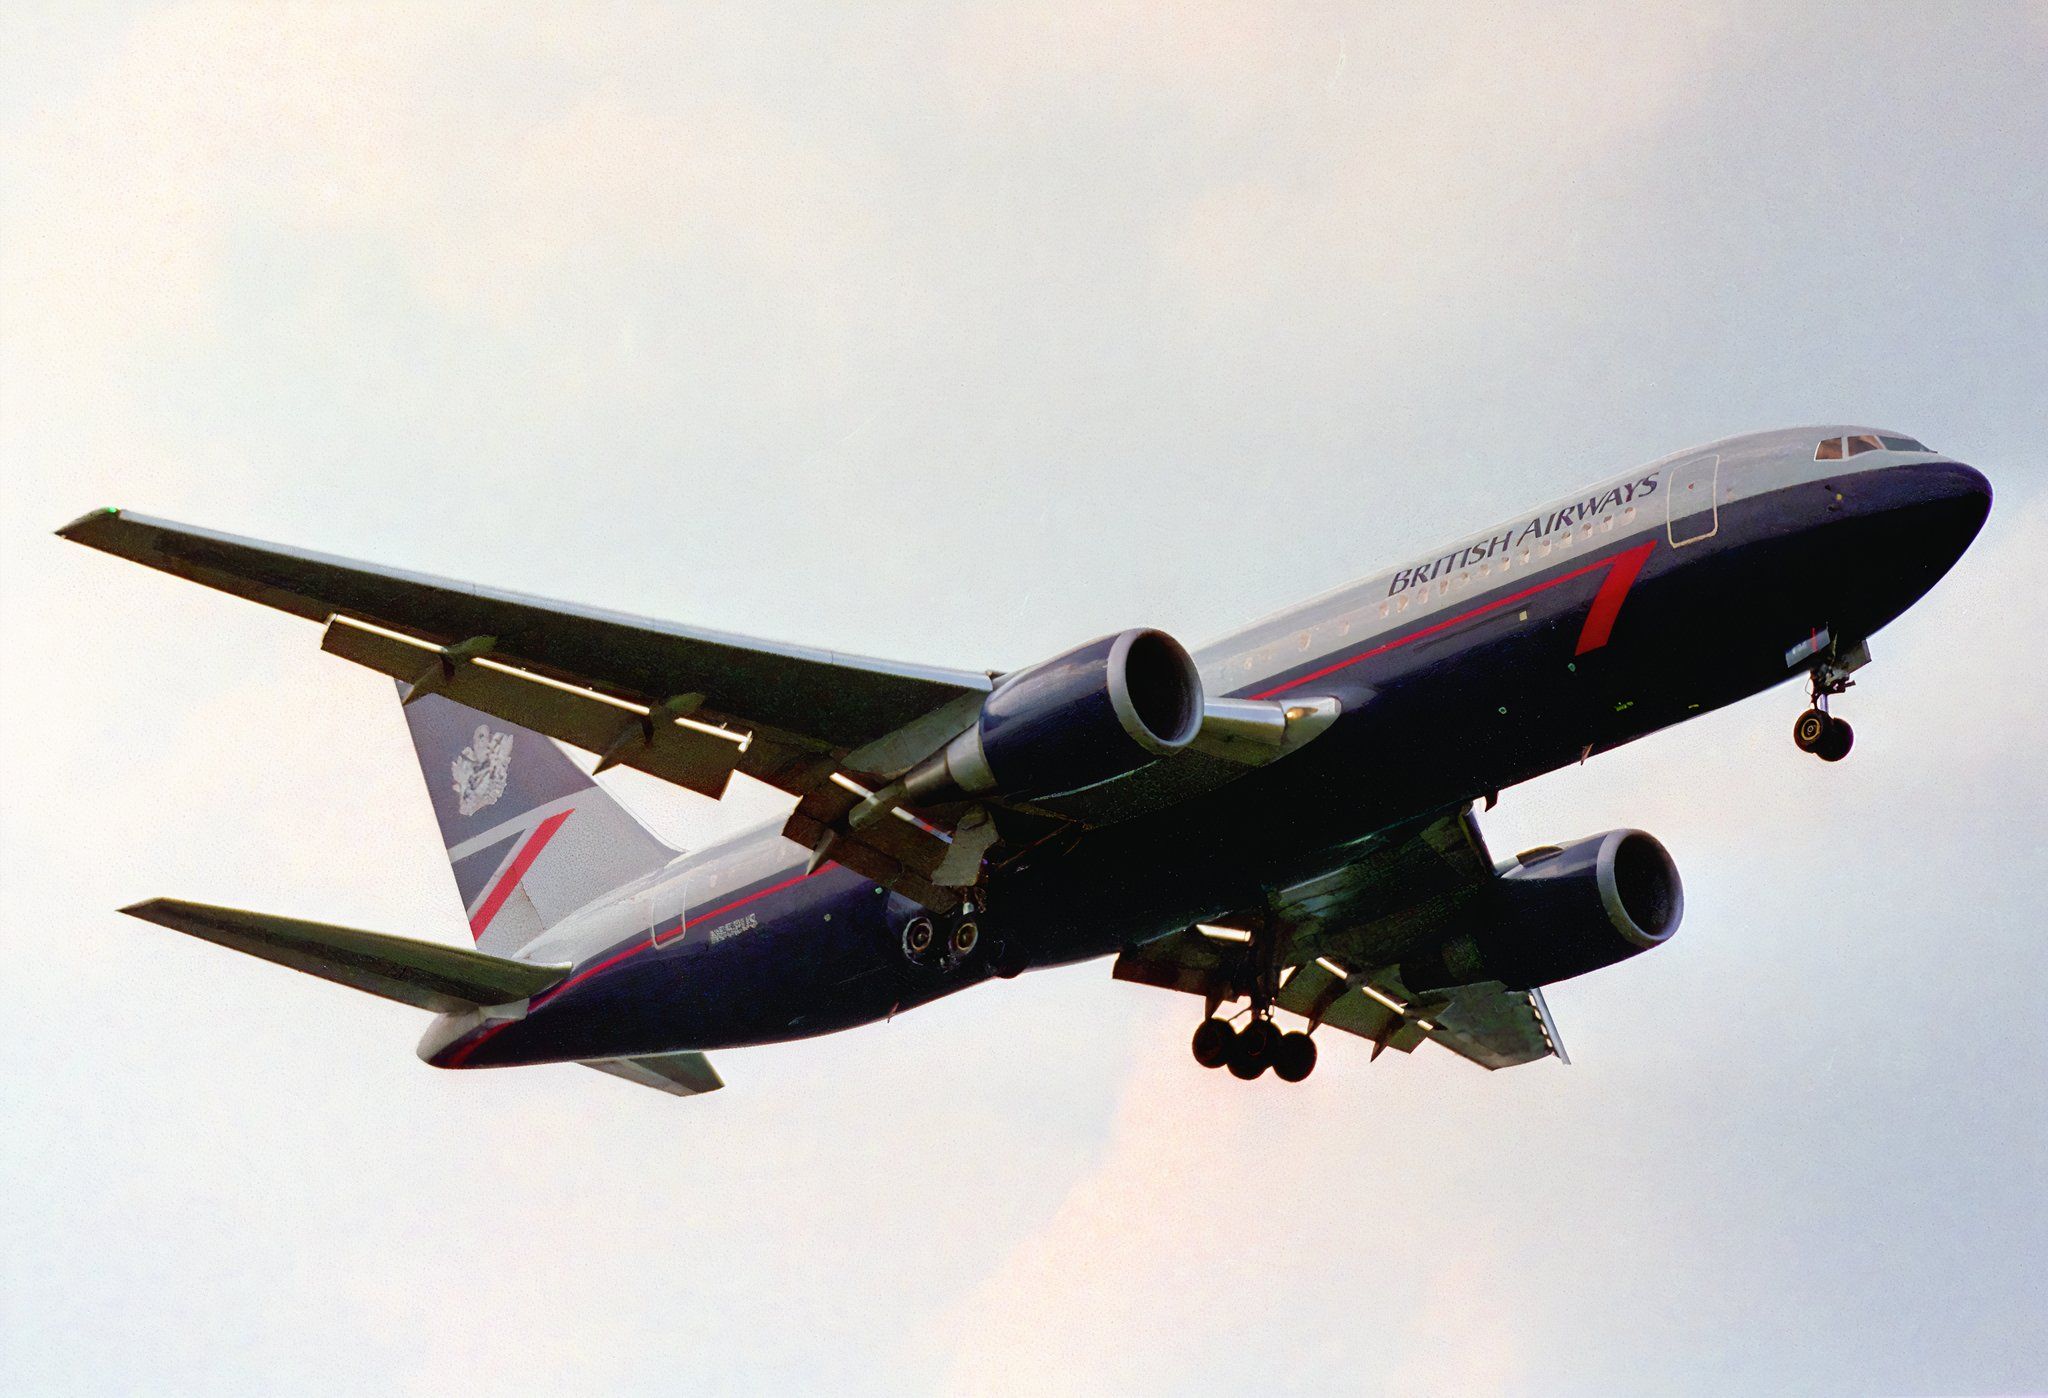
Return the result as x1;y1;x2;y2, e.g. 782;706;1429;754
1188;902;1317;1082
898;908;983;969
1191;1014;1318;1082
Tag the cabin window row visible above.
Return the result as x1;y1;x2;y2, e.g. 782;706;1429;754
1370;506;1638;618
1236;493;1647;673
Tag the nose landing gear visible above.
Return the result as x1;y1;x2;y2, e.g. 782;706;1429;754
1793;707;1854;762
1793;635;1867;763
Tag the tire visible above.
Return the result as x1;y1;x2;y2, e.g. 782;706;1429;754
901;917;935;960
1793;708;1830;752
950;920;980;957
1229;1020;1277;1079
1191;1018;1235;1069
1273;1032;1318;1083
1815;717;1854;763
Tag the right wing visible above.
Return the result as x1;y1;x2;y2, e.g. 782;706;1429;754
58;509;986;748
59;509;1348;908
60;509;994;907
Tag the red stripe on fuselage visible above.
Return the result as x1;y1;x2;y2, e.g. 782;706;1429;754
442;862;840;1067
1573;540;1657;655
468;809;573;940
1249;544;1648;700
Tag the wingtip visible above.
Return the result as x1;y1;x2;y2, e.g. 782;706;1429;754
118;897;177;925
55;506;124;542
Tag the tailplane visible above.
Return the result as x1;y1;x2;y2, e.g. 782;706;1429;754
397;687;677;957
121;899;568;1012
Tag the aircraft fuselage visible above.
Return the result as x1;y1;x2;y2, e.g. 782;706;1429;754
426;426;1991;1070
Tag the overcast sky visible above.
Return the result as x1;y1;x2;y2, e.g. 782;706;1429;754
4;4;2046;1394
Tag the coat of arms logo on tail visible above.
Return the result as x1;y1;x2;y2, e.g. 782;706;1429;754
452;725;513;816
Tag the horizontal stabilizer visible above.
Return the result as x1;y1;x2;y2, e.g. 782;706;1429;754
582;1052;724;1098
121;899;569;1014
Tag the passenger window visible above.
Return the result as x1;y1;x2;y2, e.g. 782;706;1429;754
1815;438;1845;460
1879;434;1928;452
1845;434;1883;456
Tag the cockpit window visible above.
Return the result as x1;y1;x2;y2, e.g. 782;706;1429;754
1816;433;1932;460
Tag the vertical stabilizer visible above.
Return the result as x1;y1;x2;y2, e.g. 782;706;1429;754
398;688;676;957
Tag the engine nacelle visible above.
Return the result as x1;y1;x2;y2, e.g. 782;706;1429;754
902;629;1203;803
1402;829;1683;992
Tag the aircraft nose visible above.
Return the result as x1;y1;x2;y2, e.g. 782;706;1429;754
1917;459;1993;511
1909;459;1994;554
1830;457;1993;628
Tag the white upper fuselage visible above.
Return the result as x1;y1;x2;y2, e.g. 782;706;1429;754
1193;425;1942;699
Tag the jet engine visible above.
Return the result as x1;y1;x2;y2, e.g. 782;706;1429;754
1402;829;1683;992
900;629;1204;803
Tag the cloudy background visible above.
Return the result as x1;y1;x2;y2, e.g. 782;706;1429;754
3;3;2045;1393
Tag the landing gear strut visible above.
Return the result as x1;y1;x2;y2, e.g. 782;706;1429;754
1187;904;1318;1082
1794;643;1862;763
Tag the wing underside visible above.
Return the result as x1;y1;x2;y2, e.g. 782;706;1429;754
60;508;990;908
1113;806;1564;1070
59;509;1359;913
57;510;988;747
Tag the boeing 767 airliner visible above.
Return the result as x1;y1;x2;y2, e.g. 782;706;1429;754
60;426;1990;1095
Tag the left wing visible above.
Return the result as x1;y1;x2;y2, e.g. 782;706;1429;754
1113;806;1565;1070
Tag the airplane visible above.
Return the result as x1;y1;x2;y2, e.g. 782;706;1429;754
58;425;1991;1097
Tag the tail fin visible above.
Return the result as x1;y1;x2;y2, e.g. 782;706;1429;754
398;687;676;957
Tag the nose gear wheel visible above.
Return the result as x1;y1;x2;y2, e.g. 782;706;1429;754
1794;636;1864;762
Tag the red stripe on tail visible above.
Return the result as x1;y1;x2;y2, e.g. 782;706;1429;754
468;809;573;940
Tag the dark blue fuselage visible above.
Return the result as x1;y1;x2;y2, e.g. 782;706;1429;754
440;449;1991;1069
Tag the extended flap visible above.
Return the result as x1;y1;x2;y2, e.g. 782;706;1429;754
323;615;745;799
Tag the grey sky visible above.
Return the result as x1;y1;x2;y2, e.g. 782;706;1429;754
3;4;2045;1394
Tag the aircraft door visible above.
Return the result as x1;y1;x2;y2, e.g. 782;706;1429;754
644;870;699;949
1666;454;1720;547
